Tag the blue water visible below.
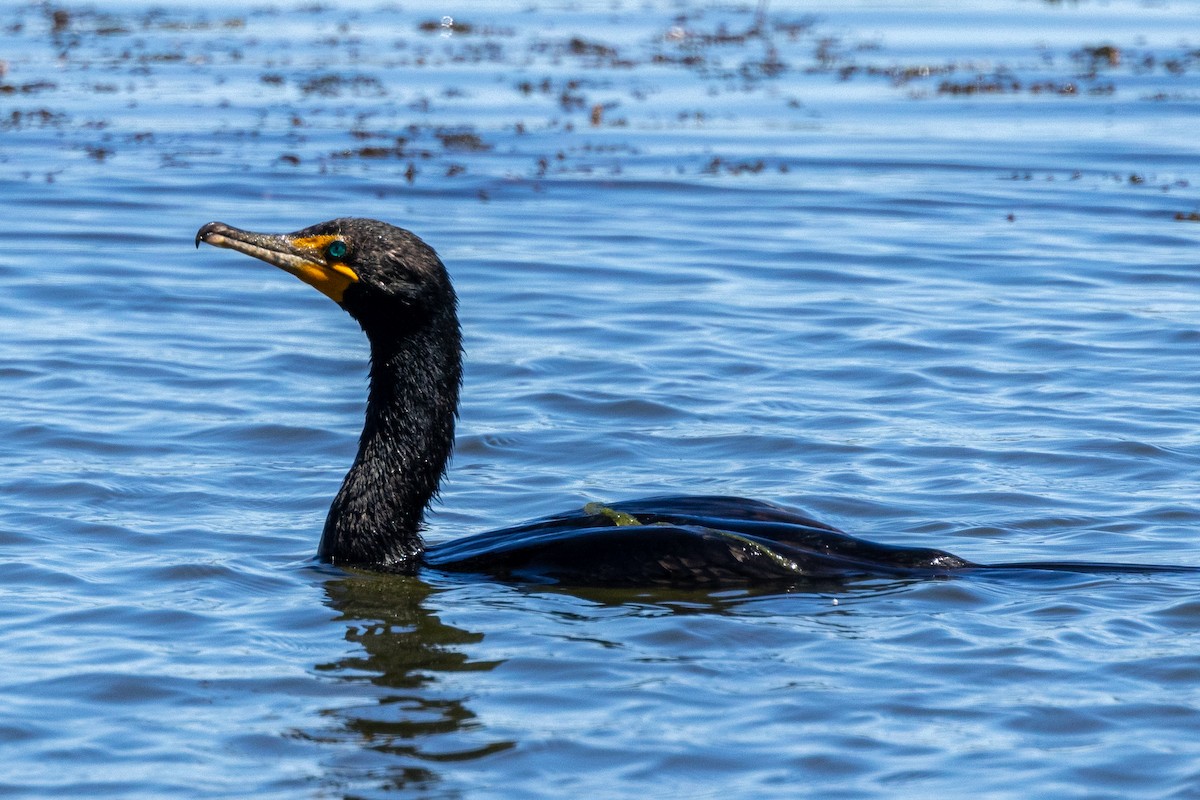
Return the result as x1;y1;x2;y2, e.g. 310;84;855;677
3;0;1200;796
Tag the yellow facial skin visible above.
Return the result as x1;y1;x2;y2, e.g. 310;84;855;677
196;224;360;303
286;235;359;302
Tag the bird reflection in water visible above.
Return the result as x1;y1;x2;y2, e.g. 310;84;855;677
299;572;513;794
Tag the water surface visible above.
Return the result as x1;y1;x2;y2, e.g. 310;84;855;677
3;1;1200;797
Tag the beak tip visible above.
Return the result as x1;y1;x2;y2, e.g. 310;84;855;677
195;221;228;249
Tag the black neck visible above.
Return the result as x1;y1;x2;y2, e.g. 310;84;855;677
318;307;462;571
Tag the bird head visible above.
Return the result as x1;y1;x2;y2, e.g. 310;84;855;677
195;217;455;335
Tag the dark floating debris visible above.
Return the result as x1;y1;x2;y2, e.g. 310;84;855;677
332;145;406;160
938;77;1021;95
703;157;767;175
50;8;70;33
418;18;473;35
435;129;491;152
2;0;1197;193
1074;44;1121;68
0;81;56;94
2;109;68;129
568;37;616;58
299;74;385;97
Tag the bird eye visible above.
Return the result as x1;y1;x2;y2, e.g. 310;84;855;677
326;240;348;259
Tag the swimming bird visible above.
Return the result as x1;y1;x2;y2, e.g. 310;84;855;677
196;218;1187;585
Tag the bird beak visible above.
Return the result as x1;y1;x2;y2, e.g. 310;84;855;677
195;221;359;303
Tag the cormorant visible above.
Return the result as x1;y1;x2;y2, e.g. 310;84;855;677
195;218;1188;585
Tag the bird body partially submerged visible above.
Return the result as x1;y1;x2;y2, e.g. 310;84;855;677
424;495;972;585
196;218;1191;586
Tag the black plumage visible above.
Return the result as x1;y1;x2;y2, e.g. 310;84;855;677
196;218;1191;585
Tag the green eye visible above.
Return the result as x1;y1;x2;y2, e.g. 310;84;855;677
326;240;348;259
